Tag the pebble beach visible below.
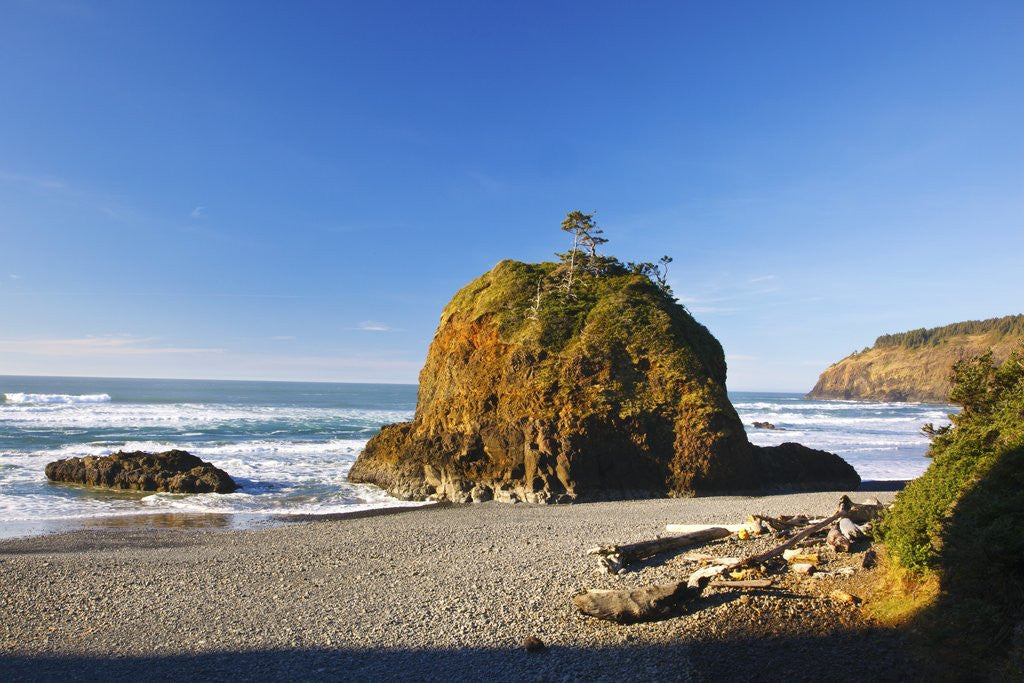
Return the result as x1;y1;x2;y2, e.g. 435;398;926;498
0;489;918;682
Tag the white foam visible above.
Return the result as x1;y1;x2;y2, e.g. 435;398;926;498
734;395;951;481
3;392;112;405
0;401;413;430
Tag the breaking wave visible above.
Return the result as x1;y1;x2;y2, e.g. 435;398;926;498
3;392;112;405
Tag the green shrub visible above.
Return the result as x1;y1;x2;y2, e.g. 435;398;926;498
877;345;1024;677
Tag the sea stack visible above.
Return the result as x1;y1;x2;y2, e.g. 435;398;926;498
45;450;238;494
349;259;858;502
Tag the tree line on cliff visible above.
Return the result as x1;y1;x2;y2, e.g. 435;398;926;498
873;313;1024;349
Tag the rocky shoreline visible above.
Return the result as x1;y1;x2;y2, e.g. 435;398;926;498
0;489;918;681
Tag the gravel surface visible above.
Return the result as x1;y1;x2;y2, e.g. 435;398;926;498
0;489;918;681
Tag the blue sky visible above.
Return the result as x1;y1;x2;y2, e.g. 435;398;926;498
1;1;1022;390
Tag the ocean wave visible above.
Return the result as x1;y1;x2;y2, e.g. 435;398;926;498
3;392;112;405
0;401;413;430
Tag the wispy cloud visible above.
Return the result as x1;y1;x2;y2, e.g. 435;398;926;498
0;170;67;191
676;272;783;317
0;168;138;222
9;274;19;280
356;321;400;332
0;335;223;357
190;205;205;219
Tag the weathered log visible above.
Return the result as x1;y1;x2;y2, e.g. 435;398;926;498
751;514;808;533
838;495;882;523
687;564;729;588
571;581;701;624
574;499;854;624
838;517;865;541
588;527;731;574
729;510;845;571
827;526;852;553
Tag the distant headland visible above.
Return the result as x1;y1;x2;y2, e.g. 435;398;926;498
808;314;1024;403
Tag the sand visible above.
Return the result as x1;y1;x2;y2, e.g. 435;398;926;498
0;488;916;681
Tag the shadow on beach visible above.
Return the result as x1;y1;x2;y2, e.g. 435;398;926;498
2;628;918;683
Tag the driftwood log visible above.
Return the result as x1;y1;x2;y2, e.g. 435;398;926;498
827;526;852;552
570;582;702;624
838;517;866;541
751;514;808;533
838;495;882;523
574;505;849;623
728;511;844;570
587;527;731;574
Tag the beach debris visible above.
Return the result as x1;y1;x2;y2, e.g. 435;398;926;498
587;527;731;574
709;579;773;589
523;635;548;653
687;564;730;588
750;514;808;534
576;508;845;622
838;517;866;541
574;499;875;623
572;582;703;624
838;495;883;524
827;527;852;553
783;551;819;565
574;497;890;624
830;589;859;605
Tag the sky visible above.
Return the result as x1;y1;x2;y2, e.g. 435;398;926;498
1;1;1022;391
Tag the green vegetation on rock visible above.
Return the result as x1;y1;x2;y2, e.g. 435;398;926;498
877;346;1024;678
808;313;1024;403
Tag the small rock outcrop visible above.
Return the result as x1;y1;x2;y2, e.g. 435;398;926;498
752;421;785;430
349;259;859;502
45;450;237;494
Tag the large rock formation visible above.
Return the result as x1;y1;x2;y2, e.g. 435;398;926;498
349;260;858;502
45;450;238;494
809;314;1024;403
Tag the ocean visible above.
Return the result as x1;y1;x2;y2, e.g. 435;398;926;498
0;376;953;536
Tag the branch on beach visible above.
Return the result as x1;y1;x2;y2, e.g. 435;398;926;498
574;497;882;624
587;527;732;574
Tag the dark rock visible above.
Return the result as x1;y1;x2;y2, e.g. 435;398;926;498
45;450;237;494
523;635;547;653
750;443;860;492
349;259;859;502
752;421;785;430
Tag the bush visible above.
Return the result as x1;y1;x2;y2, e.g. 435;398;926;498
876;345;1024;677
